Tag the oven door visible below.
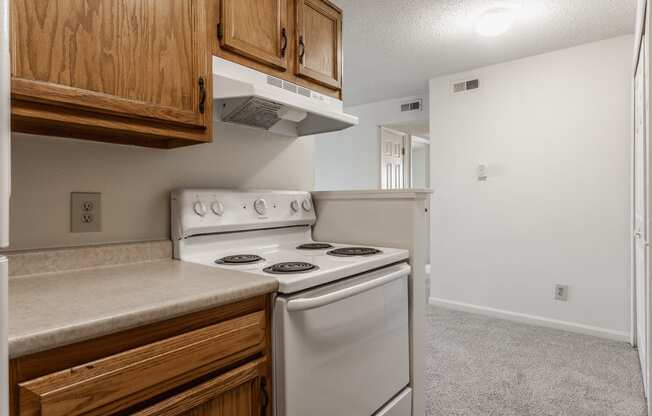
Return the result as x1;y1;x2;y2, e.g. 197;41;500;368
273;262;411;416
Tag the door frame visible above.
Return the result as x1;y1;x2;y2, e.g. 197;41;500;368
634;0;649;349
378;126;409;189
632;1;652;411
409;135;431;189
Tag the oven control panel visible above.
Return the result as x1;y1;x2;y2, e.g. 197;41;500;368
171;189;316;239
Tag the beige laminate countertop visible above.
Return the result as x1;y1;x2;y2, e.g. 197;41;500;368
9;259;278;359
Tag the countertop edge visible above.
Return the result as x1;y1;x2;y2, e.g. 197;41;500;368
312;189;434;200
9;280;277;359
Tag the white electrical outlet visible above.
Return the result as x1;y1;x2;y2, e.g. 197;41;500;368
555;284;568;301
71;192;101;233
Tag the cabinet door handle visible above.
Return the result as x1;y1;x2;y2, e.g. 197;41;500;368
280;28;288;58
198;77;206;114
260;377;269;415
298;36;305;64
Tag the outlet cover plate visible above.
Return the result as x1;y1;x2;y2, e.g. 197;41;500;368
71;192;101;233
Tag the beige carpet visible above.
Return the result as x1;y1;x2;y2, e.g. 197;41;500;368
426;307;647;416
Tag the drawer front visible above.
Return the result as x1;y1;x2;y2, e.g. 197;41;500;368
130;358;268;416
18;311;266;416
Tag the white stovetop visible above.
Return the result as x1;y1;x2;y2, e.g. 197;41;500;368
177;227;409;294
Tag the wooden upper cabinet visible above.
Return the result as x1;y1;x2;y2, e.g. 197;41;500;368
10;0;212;148
212;0;343;99
219;0;288;71
295;0;342;90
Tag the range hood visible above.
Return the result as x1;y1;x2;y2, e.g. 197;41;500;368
213;56;358;137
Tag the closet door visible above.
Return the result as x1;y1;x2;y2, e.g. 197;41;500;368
380;127;407;190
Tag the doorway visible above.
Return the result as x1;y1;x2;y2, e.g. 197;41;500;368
379;121;431;190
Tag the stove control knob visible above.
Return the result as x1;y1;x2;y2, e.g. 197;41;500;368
254;198;267;215
211;201;225;216
302;199;313;212
193;201;207;217
290;200;300;212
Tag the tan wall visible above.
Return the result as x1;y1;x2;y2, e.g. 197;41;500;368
6;122;315;250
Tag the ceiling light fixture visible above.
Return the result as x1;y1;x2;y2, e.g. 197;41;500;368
475;8;514;37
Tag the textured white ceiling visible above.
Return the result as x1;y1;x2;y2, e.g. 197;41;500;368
340;0;637;105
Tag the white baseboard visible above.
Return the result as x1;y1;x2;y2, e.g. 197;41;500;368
429;297;630;342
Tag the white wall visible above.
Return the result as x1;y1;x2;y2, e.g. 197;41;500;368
411;142;428;189
314;94;428;190
429;35;633;338
6;123;314;250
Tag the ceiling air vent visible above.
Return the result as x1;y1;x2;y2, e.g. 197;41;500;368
400;99;422;112
452;79;480;95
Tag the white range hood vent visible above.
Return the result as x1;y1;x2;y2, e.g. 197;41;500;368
213;57;358;137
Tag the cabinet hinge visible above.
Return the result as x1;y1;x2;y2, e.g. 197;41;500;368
217;23;223;40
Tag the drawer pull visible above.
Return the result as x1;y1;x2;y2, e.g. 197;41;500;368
298;36;306;64
260;377;269;415
198;77;206;114
280;28;288;58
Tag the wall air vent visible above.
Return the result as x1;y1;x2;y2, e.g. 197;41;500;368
282;81;297;94
452;79;480;95
400;99;422;112
266;76;283;89
266;75;325;101
297;86;311;98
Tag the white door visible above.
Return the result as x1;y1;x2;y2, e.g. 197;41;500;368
380;127;407;189
634;31;650;397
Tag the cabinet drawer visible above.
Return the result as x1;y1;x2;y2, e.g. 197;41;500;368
18;311;266;416
130;358;268;416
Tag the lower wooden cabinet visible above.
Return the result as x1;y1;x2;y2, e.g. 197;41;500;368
8;295;273;416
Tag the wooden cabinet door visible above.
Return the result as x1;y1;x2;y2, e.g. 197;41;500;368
10;0;210;131
295;0;342;90
131;359;270;416
219;0;288;71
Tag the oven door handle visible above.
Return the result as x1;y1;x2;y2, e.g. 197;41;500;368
286;264;411;312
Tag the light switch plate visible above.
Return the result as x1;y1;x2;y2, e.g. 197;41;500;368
71;192;101;233
555;284;568;301
477;164;488;181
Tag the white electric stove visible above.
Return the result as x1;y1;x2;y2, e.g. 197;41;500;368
172;189;413;416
